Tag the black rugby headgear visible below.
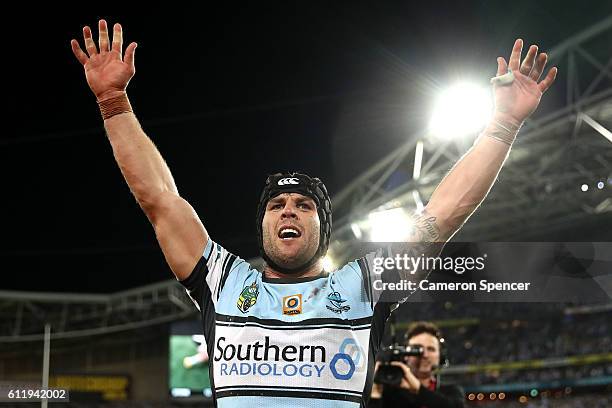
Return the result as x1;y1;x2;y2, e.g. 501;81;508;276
256;172;332;273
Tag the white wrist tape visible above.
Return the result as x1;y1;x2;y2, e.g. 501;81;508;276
490;69;515;86
475;118;522;146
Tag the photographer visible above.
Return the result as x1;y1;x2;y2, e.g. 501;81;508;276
370;322;464;408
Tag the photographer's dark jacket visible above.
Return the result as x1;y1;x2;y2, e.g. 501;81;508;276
368;382;464;408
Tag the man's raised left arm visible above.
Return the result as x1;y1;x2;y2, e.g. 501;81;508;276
414;39;557;243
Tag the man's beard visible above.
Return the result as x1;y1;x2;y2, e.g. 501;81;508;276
262;229;318;272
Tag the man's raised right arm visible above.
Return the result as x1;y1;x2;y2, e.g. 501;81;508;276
71;20;207;280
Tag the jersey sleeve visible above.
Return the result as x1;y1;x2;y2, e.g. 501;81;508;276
340;242;443;310
337;246;405;310
179;238;251;311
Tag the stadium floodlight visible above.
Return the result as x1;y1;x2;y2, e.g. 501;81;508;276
429;82;493;139
368;207;413;242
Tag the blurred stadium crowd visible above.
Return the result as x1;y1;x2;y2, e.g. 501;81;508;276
384;301;611;406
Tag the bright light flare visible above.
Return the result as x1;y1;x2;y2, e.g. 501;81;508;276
350;223;363;239
368;208;413;242
429;82;493;139
322;255;335;272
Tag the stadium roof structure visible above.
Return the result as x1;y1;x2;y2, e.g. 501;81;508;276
329;15;612;262
0;16;610;342
0;281;195;342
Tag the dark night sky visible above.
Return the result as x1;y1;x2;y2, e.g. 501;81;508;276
2;1;611;293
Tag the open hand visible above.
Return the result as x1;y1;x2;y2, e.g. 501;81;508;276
71;20;137;101
494;39;557;125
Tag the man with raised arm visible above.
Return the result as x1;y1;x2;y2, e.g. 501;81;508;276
71;20;556;408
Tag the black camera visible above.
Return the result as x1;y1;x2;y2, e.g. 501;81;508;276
374;344;424;386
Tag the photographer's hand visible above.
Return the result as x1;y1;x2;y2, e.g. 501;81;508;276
389;361;421;394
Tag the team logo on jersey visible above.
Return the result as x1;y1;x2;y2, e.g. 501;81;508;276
282;294;302;315
330;338;364;380
277;177;299;186
326;291;351;314
237;281;259;313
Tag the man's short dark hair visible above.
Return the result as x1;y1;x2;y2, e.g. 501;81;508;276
404;321;442;343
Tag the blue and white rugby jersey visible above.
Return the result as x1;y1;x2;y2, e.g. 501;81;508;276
180;239;395;408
